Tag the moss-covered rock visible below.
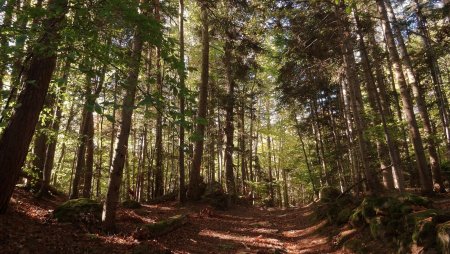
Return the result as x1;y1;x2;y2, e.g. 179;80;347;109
369;216;388;239
122;200;142;209
53;198;102;223
342;238;369;254
337;207;353;225
437;221;450;254
412;218;436;247
349;207;364;228
319;186;341;203
398;193;432;208
202;181;229;210
134;214;188;240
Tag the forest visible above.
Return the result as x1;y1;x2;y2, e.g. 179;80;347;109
0;0;450;253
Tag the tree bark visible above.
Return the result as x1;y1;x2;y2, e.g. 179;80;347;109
178;0;186;203
0;0;68;213
377;0;433;194
338;2;383;194
187;2;209;200
224;37;236;198
102;27;144;232
413;0;450;161
38;61;71;197
154;0;164;198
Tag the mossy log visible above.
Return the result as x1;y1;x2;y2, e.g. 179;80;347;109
134;214;188;240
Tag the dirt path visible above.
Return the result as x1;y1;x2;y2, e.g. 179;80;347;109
0;189;347;254
152;204;346;254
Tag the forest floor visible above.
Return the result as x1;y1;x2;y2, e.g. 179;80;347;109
0;189;353;254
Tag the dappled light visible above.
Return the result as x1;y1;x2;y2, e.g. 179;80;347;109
1;0;450;253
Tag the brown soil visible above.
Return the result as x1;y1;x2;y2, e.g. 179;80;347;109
0;189;350;254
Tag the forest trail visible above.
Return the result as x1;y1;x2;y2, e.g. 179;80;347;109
0;189;347;254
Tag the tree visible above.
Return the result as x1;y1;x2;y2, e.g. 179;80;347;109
188;1;210;201
376;0;433;194
0;0;69;213
102;25;144;232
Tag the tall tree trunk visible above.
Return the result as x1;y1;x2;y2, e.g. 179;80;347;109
224;38;236;198
366;26;406;190
188;2;209;200
102;27;143;232
69;106;88;199
0;0;68;213
354;11;405;191
414;0;450;161
178;0;186;203
82;111;94;198
376;0;433;194
38;61;71;197
338;3;383;194
294;116;318;199
385;0;443;191
0;0;15;96
154;0;164;198
240;99;247;194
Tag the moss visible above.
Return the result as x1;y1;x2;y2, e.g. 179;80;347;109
412;219;436;246
319;186;341;203
53;198;102;223
342;238;369;254
337;207;353;225
140;214;188;238
202;181;229;210
437;221;450;254
369;216;388;239
408;209;439;222
349;207;364;228
399;193;432;208
122;200;142;209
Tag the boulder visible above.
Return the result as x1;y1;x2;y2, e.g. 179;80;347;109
437;221;450;254
53;198;102;223
122;200;142;209
133;214;188;240
319;186;341;203
202;181;229;210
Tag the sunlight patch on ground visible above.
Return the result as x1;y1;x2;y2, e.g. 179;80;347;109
199;229;283;249
286;236;329;253
282;220;327;238
217;214;255;221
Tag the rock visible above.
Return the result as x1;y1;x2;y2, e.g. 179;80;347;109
319;186;341;203
202;181;229;210
148;191;178;204
134;214;188;240
398;193;432;208
369;216;388;239
53;198;102;223
342;238;368;253
122;200;142;209
437;221;450;254
349;207;364;228
337;207;353;225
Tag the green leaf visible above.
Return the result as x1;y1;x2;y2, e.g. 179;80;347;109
138;96;154;106
94;103;103;114
195;117;208;126
189;132;203;142
105;114;116;123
